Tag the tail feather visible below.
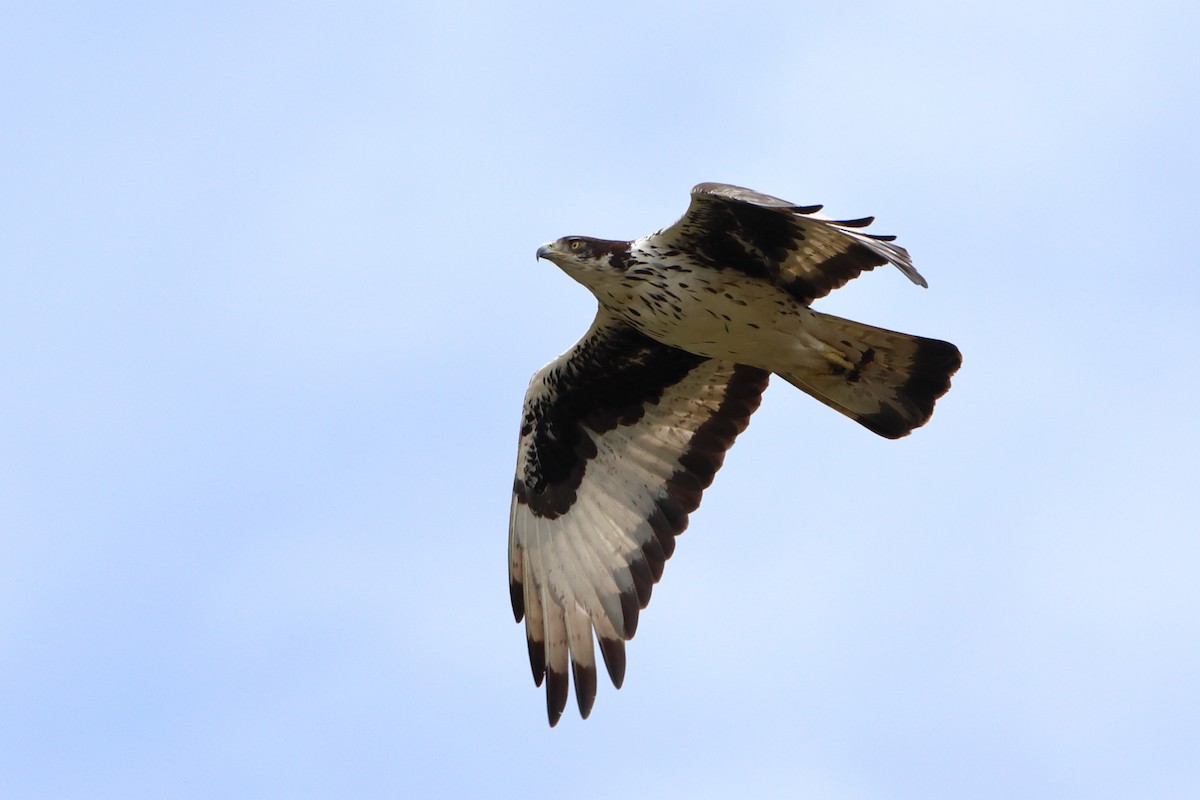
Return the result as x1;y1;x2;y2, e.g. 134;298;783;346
782;311;962;438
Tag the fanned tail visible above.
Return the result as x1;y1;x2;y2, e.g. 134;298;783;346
781;311;962;438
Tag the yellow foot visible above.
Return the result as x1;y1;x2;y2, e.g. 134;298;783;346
820;345;855;372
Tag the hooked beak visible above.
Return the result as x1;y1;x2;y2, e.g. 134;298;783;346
536;243;553;261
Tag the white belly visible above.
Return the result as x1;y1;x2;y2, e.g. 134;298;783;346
597;268;825;370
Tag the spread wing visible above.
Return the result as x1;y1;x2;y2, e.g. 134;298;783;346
509;307;769;726
647;182;926;306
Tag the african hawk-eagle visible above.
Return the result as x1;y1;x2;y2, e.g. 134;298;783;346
509;183;961;725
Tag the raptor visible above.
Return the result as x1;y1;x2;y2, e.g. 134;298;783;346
509;183;961;725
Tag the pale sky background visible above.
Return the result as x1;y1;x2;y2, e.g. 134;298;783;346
3;2;1198;798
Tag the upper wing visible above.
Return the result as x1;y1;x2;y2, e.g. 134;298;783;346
509;307;768;726
646;182;926;306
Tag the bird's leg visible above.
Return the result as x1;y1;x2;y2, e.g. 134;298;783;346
820;344;855;373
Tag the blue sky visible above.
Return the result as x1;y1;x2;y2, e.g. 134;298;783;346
2;2;1198;797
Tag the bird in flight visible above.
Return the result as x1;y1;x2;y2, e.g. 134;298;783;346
509;183;961;726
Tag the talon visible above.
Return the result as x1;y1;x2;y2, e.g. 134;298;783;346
821;346;855;372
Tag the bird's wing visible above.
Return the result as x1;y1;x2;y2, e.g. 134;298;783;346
647;182;927;305
509;307;768;726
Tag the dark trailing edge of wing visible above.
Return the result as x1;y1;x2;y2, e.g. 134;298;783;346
660;184;914;305
597;636;627;688
561;360;766;725
546;667;568;726
509;578;523;623
599;361;769;654
572;660;597;720
511;321;770;723
511;354;769;617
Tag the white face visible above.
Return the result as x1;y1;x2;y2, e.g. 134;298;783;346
536;237;628;294
536;236;595;265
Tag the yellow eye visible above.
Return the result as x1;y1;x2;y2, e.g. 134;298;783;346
569;240;582;251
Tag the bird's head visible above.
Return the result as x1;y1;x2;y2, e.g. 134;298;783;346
536;236;632;291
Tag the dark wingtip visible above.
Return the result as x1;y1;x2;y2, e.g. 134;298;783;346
546;668;568;727
573;660;597;719
527;637;546;686
509;579;524;623
598;637;627;689
619;585;640;639
647;505;678;559
628;552;654;607
641;534;666;582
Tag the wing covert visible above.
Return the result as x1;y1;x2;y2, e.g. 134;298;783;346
647;182;926;305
